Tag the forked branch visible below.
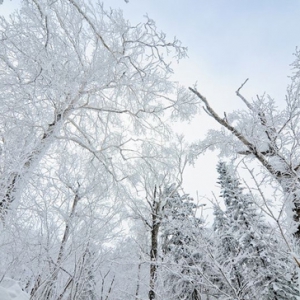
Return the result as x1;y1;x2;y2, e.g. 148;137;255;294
189;87;277;179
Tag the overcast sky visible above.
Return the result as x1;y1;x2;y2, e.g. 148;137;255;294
104;0;300;206
2;0;300;212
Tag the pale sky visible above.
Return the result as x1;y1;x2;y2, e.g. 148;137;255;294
1;0;300;211
109;0;300;206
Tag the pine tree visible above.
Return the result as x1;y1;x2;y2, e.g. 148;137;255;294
214;162;299;299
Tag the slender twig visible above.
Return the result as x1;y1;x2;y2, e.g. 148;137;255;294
236;78;253;110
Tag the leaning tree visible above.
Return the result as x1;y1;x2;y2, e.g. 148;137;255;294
189;67;300;268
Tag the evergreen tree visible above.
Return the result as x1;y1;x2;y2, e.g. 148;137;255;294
214;162;299;299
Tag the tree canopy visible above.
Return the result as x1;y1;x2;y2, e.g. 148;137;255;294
0;1;300;299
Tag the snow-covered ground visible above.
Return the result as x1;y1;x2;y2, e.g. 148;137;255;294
0;278;29;300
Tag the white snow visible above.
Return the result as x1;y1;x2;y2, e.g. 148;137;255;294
0;278;29;300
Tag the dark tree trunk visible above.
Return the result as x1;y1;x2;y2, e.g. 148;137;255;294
149;186;163;300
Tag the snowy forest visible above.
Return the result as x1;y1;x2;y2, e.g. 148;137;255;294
1;0;300;299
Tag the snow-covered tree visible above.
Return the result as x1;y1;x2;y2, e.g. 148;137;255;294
213;162;299;299
121;136;191;299
189;63;300;266
0;1;199;298
0;141;124;299
159;187;204;300
0;0;198;216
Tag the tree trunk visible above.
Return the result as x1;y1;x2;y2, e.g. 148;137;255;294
149;186;162;300
37;189;81;299
135;255;142;299
149;220;160;300
0;113;63;216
